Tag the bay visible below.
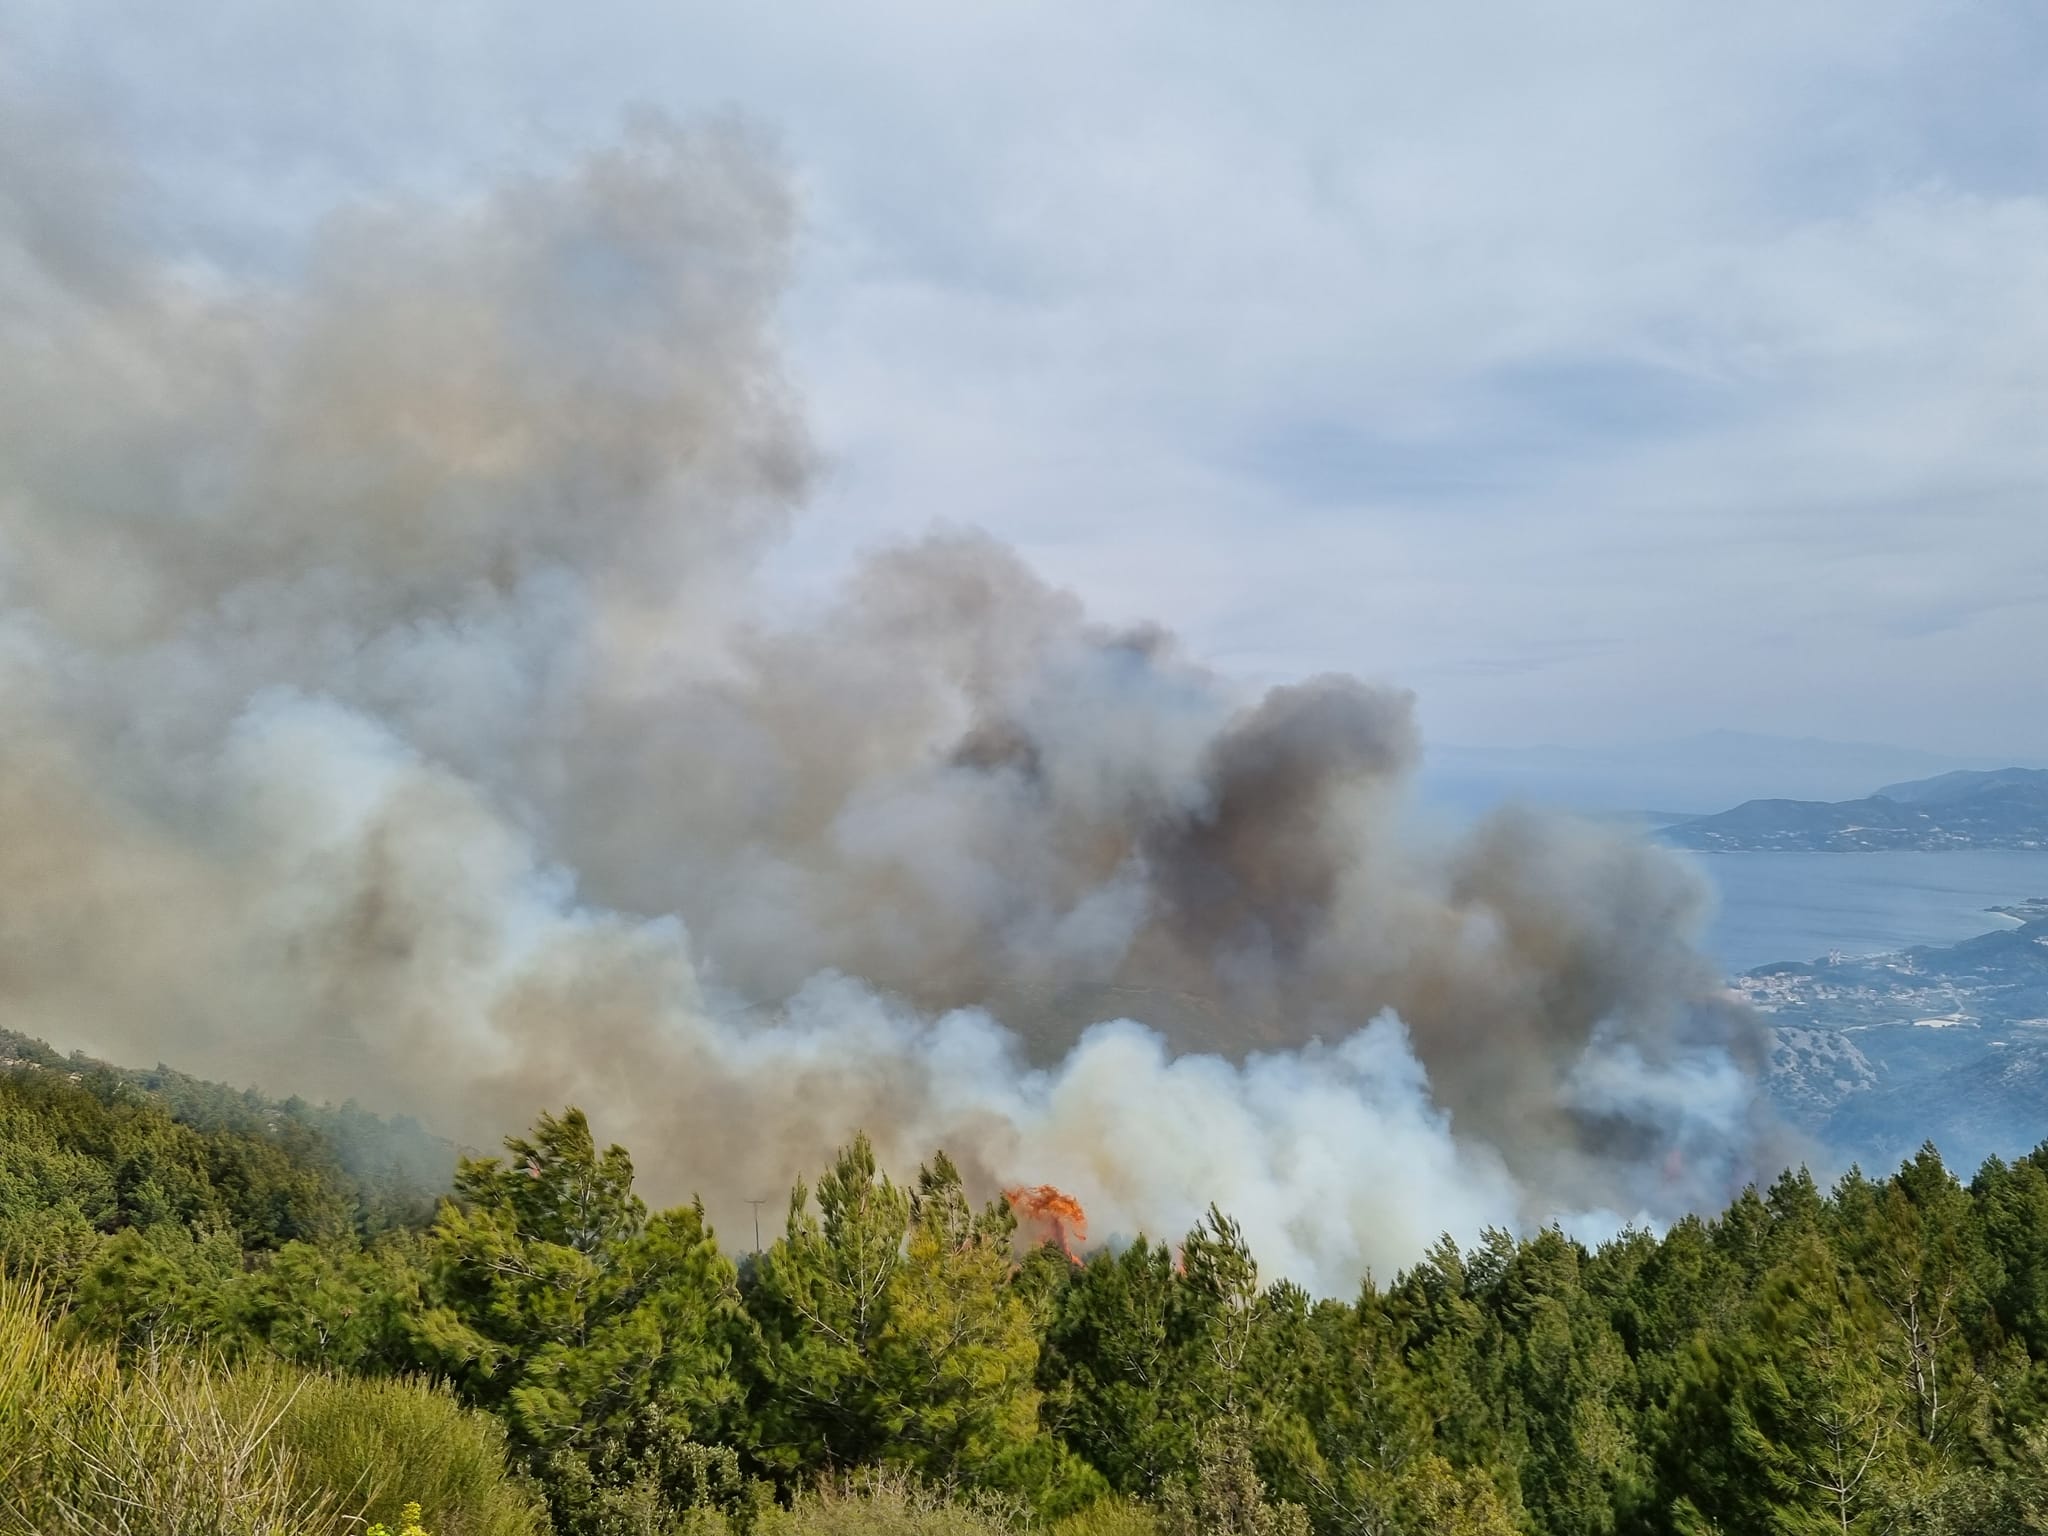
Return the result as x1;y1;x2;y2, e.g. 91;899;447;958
1686;848;2048;974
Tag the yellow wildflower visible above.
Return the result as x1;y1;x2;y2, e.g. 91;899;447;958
365;1501;431;1536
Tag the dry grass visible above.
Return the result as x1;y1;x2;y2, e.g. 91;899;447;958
1046;1498;1159;1536
0;1271;539;1536
755;1468;1027;1536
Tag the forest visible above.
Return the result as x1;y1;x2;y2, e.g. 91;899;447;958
5;1029;2048;1536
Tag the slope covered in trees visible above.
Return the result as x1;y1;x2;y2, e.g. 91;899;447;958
9;1039;2048;1533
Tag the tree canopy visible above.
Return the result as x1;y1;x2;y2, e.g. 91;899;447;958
14;1043;2048;1536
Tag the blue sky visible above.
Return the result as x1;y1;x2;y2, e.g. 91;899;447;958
9;0;2046;760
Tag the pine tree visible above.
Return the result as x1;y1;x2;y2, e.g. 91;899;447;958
1661;1238;1907;1536
744;1136;1046;1487
418;1107;743;1456
1157;1414;1310;1536
1835;1146;1986;1462
1040;1236;1203;1496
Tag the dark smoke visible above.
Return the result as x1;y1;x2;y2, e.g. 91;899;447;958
0;104;1780;1291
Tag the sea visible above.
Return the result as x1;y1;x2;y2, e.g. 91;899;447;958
1687;848;2048;975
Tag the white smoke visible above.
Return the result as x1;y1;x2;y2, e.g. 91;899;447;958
0;104;1778;1292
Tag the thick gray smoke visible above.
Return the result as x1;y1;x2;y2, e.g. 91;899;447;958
0;107;1778;1292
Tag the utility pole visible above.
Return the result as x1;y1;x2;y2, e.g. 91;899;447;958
745;1198;768;1254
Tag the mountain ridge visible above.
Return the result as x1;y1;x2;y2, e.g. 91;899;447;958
1419;730;2019;817
1664;766;2048;851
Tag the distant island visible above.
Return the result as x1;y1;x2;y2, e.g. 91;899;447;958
1662;766;2048;851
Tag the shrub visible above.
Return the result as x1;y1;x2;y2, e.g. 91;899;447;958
756;1468;1025;1536
538;1408;770;1536
0;1273;330;1534
0;1271;539;1536
1048;1497;1160;1536
245;1364;545;1536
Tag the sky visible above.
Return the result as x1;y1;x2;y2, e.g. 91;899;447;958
8;0;2046;761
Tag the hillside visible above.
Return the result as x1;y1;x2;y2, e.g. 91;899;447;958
0;1026;456;1236
1664;766;2048;850
13;1031;2048;1536
1754;898;2048;1170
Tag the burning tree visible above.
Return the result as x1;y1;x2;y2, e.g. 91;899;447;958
1006;1184;1089;1263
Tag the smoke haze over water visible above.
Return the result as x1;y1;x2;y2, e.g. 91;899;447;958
0;108;1780;1292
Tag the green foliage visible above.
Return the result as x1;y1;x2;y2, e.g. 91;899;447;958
539;1409;771;1536
0;1042;446;1326
1881;1425;2048;1533
1492;1227;1643;1533
23;1041;2048;1536
419;1108;747;1534
747;1141;1044;1490
0;1033;447;1252
1040;1237;1201;1494
1156;1414;1309;1536
1661;1238;1912;1535
237;1231;437;1375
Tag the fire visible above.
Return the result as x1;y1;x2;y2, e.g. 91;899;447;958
1004;1183;1088;1263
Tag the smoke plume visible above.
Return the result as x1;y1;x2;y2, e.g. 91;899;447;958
0;107;1778;1292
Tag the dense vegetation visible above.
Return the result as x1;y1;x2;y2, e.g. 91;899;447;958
9;1039;2048;1533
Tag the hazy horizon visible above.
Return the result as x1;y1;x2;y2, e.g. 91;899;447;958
1420;728;2048;818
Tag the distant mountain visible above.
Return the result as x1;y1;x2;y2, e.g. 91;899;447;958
1874;766;2048;805
1663;767;2048;852
1419;731;2009;820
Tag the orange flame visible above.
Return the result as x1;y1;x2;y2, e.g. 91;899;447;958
1004;1184;1088;1264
